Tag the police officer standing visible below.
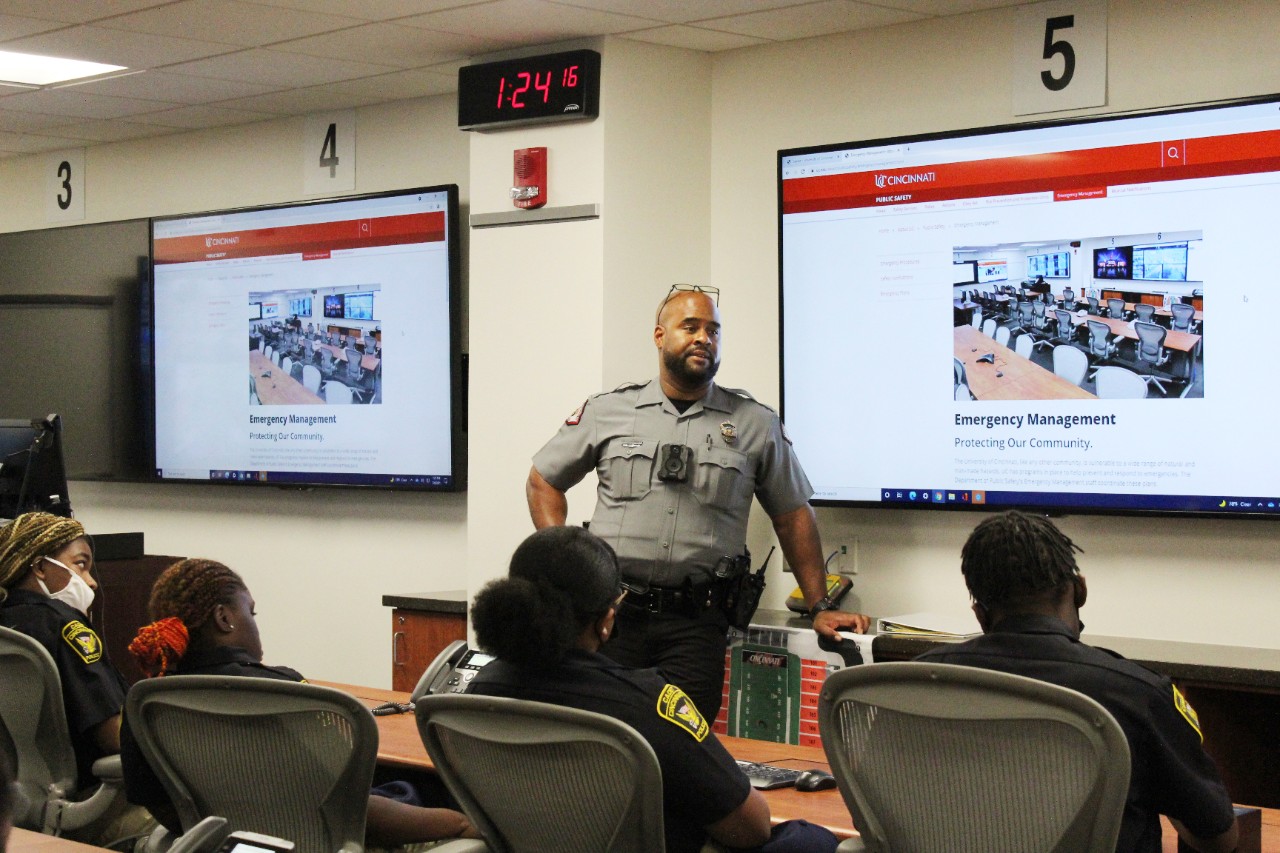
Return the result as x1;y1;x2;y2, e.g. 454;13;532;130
527;285;869;718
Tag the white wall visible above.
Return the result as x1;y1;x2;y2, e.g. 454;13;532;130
3;0;1280;686
709;0;1280;645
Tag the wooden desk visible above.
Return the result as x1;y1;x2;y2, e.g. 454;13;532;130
315;342;380;372
1069;313;1202;391
9;829;108;853
250;351;322;405
1124;301;1204;322
954;325;1095;400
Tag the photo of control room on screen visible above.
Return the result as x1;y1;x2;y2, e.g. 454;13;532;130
953;232;1204;402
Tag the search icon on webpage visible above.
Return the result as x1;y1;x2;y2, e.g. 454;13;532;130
1162;140;1186;165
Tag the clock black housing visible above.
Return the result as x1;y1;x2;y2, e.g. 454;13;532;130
458;49;601;131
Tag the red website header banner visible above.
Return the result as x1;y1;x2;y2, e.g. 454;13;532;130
153;211;445;264
782;129;1280;214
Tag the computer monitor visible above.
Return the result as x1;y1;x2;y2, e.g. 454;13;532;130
0;415;73;520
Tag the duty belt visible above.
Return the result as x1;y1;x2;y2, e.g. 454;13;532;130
623;578;732;617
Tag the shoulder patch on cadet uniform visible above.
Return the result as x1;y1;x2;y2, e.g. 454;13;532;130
656;684;709;742
62;620;103;664
1172;684;1202;740
565;399;588;425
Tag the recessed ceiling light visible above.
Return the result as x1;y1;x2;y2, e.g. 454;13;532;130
0;49;125;86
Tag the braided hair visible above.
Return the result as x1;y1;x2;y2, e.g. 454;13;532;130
0;512;85;601
961;510;1082;610
472;527;620;668
128;559;246;677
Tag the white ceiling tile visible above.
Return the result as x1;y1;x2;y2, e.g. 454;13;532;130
0;87;181;120
620;25;769;52
247;0;493;20
72;70;281;103
0;12;69;41
0;130;89;154
100;0;365;47
164;48;397;87
875;0;1025;14
0;1;171;25
271;22;491;66
323;67;456;100
213;85;378;115
41;117;179;142
706;0;923;41
0;106;69;131
3;25;241;67
127;102;278;127
550;0;810;25
399;0;662;43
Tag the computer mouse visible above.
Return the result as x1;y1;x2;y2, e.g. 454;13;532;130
794;769;838;792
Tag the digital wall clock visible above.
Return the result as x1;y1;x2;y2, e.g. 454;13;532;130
458;49;601;131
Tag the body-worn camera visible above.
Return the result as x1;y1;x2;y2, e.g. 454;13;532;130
657;443;692;482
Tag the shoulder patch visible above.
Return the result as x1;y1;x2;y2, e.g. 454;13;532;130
1172;684;1202;740
62;620;103;664
656;684;709;742
565;399;588;425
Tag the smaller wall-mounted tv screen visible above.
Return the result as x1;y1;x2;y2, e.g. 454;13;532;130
149;185;465;491
289;295;312;317
249;303;262;321
345;291;374;321
1094;246;1133;279
1028;251;1071;278
977;259;1007;282
953;260;978;284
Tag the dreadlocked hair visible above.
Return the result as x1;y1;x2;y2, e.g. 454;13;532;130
960;510;1082;609
128;559;245;677
0;512;85;601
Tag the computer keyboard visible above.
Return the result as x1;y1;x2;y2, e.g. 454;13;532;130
735;760;803;790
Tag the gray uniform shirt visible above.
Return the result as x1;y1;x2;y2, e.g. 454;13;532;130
533;379;813;587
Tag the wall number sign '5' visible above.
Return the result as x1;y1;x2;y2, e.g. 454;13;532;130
1013;0;1106;116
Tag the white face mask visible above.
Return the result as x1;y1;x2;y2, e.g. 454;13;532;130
37;556;96;615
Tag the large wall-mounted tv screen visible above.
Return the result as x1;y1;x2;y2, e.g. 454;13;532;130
150;185;464;491
778;95;1280;518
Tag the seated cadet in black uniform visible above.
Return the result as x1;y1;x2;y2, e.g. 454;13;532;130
916;511;1238;853
121;558;481;846
467;526;839;853
0;513;127;789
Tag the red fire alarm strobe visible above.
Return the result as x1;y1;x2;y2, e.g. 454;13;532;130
511;147;547;209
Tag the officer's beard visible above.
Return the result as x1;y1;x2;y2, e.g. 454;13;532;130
664;346;720;387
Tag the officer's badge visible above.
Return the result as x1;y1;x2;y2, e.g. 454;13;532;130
656;684;709;742
62;621;103;664
720;421;737;445
1172;684;1202;740
565;399;587;425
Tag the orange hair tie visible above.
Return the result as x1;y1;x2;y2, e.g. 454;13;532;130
128;617;189;678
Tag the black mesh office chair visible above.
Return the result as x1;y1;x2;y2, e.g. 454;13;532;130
1053;309;1076;344
0;626;127;837
126;677;377;853
1133;321;1171;395
1133;302;1156;323
819;663;1130;853
1106;297;1128;320
1170;302;1197;333
417;694;665;853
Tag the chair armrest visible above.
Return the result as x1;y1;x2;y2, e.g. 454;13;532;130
426;841;492;853
92;754;124;784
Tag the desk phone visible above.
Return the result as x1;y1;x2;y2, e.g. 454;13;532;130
411;640;495;701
